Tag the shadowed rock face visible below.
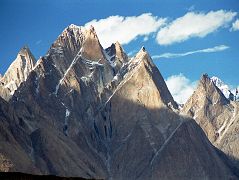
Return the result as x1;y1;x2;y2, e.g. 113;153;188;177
182;74;239;174
0;172;96;180
0;25;237;179
105;41;128;73
0;46;35;101
0;97;38;174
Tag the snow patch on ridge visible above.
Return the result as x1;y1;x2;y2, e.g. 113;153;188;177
35;75;40;95
61;102;70;136
103;49;116;68
217;103;238;141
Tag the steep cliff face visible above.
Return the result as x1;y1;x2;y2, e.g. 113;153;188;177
0;97;38;174
0;24;237;179
182;74;239;173
0;46;35;101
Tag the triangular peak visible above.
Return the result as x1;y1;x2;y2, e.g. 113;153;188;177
199;74;228;101
114;41;128;60
3;46;35;77
0;46;36;100
127;46;178;110
132;46;154;67
105;41;128;61
80;26;107;61
182;73;229;114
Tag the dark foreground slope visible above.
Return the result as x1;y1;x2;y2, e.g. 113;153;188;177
0;172;97;180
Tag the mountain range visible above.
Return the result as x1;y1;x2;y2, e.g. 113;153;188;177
0;24;238;180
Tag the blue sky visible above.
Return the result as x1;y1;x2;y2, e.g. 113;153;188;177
0;0;239;103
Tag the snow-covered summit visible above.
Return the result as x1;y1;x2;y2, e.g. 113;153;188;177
210;76;231;98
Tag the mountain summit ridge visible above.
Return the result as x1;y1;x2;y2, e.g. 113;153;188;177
0;24;237;179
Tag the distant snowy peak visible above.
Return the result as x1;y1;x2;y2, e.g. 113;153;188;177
210;76;231;98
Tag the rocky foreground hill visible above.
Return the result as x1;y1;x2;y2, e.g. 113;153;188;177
0;24;238;179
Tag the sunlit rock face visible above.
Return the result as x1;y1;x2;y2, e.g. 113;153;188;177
0;46;35;101
182;74;239;173
0;25;237;179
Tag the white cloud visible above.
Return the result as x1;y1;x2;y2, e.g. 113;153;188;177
156;10;237;45
152;45;229;59
165;74;197;104
85;13;167;48
231;19;239;31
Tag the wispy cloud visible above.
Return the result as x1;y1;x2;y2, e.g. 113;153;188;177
156;10;237;45
187;5;195;12
35;40;42;45
166;74;197;104
85;13;167;48
127;50;138;57
152;45;229;59
231;19;239;31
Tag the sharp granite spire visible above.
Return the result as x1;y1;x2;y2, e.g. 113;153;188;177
0;46;35;101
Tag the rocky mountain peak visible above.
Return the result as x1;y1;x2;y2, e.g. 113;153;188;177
114;41;128;61
132;47;150;64
181;74;232;142
198;74;229;105
89;25;96;34
48;24;85;58
52;24;105;62
182;74;229;117
1;24;237;179
81;26;105;61
128;47;178;110
0;46;35;101
182;75;239;172
141;46;146;52
105;41;128;64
